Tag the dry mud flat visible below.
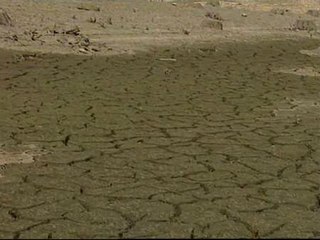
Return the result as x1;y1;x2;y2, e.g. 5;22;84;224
0;38;320;238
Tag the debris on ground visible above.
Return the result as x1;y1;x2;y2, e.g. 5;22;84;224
78;47;89;54
91;47;100;52
15;53;39;62
0;8;12;26
46;24;61;35
158;58;176;62
205;11;223;21
271;8;289;15
207;0;220;7
77;35;90;47
64;26;81;36
292;19;317;31
98;22;106;28
201;19;223;30
107;17;113;25
6;34;18;41
183;28;190;35
30;29;42;41
77;4;100;12
88;16;97;23
307;9;320;17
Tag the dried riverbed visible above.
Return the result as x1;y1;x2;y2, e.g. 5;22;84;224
0;38;319;238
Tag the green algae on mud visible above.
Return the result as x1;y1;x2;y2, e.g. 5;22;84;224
0;38;319;238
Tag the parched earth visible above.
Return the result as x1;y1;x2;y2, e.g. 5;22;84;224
0;38;320;238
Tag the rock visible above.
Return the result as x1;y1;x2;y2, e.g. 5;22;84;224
23;29;42;41
14;53;38;62
107;17;112;25
46;24;61;35
183;29;191;35
56;37;66;45
293;19;317;31
98;22;106;28
0;8;12;26
205;11;222;21
307;9;320;17
241;13;247;17
91;47;100;52
78;48;89;54
30;30;42;41
201;19;223;30
12;34;18;41
5;34;18;41
78;36;90;47
271;8;289;15
205;11;214;18
77;4;100;12
88;17;96;23
64;26;81;35
21;53;37;61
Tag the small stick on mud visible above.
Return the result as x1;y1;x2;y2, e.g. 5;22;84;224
158;58;177;62
62;135;71;146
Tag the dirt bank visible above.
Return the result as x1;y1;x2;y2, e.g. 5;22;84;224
1;0;320;56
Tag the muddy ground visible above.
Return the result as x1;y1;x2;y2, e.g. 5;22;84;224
0;38;320;238
0;0;320;239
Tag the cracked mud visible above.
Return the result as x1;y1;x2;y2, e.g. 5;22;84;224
0;39;319;238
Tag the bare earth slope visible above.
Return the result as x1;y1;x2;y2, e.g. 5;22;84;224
0;0;320;56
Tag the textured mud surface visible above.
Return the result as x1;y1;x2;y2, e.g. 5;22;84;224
0;39;320;238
